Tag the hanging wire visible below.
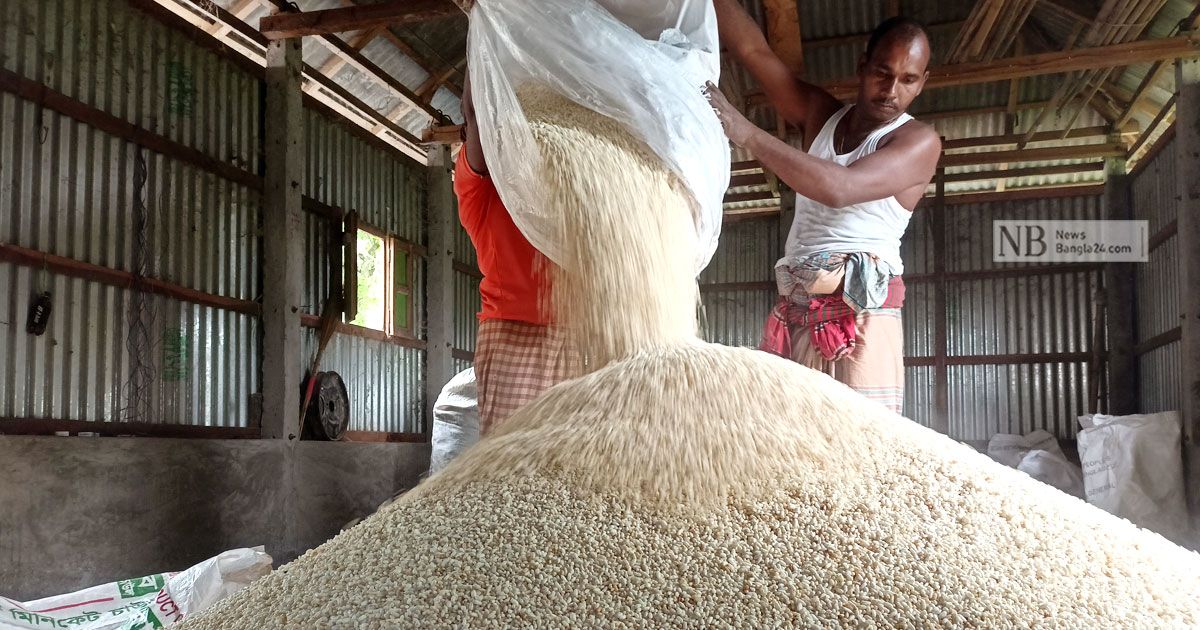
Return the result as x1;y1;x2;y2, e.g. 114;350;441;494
121;146;157;424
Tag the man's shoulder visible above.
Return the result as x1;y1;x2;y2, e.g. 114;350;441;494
885;118;941;152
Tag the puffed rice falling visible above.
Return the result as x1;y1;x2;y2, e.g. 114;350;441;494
181;91;1200;628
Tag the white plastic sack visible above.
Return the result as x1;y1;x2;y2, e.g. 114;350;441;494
987;429;1060;468
0;547;271;630
429;367;480;476
1077;411;1189;541
987;430;1084;498
1016;449;1085;500
467;0;729;273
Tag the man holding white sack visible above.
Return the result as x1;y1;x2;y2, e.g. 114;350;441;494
705;2;941;413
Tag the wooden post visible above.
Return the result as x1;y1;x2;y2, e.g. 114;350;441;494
261;36;305;440
1103;150;1137;415
424;146;457;433
1175;57;1200;519
932;165;949;433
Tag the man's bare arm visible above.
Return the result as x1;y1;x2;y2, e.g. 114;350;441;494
460;71;487;175
744;124;940;209
713;0;840;137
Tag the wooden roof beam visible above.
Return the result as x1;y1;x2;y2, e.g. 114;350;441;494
259;0;459;39
319;24;388;77
940;142;1125;166
1114;4;1200;128
805;20;964;50
942;124;1134;150
763;0;803;73
261;0;450;123
823;34;1200;99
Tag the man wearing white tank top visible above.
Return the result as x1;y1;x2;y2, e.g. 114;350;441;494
705;1;941;414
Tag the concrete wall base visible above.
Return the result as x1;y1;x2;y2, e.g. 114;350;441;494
0;435;429;600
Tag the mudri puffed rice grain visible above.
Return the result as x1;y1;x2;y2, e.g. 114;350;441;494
182;90;1200;629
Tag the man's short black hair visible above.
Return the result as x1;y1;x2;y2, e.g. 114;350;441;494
865;16;930;61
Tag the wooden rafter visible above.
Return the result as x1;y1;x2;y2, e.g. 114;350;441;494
763;0;803;72
259;0;459;39
1035;0;1094;24
1114;4;1200;129
940;142;1125;167
806;20;964;50
319;24;388;77
822;34;1200;100
947;0;1039;65
1022;0;1171;144
334;0;463;99
416;55;465;104
941;161;1105;183
261;0;450;123
206;0;258;37
942;124;1135;150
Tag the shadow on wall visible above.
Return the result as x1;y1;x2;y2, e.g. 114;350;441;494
0;436;429;601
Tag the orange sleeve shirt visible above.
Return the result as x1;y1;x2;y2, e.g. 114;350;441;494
453;149;551;325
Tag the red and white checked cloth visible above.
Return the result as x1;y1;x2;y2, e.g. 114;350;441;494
474;319;579;435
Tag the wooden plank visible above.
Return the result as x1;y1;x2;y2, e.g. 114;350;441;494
763;0;803;72
425;146;458;435
1175;57;1200;450
940;142;1125;167
318;24;390;77
724;191;777;204
1149;219;1178;252
729;172;769;187
723;207;782;223
1103;154;1137;414
932;166;949;434
1134;326;1182;357
423;123;463;144
934;183;1104;205
126;0;267;78
942;125;1115;150
452;261;482;279
905;351;1097;367
1115;5;1200;129
699;281;776;293
311;27;448;123
137;0;427;161
299;315;430;350
805;20;964;50
262;37;306;441
261;0;449;124
904;262;1103;283
451;348;475;362
1128;124;1175;177
1127;94;1176;160
0;418;260;439
342;430;428;443
941;161;1104;183
0;68;264;191
259;0;458;39
0;243;261;316
823;35;1200;99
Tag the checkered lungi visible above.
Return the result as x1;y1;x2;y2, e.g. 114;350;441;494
788;308;905;413
474;319;578;435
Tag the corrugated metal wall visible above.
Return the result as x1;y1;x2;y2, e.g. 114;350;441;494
2;0;433;433
1131;139;1182;413
451;213;481;379
1;0;262;427
699;217;780;347
698;194;1102;442
301;111;428;433
904;195;1103;440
